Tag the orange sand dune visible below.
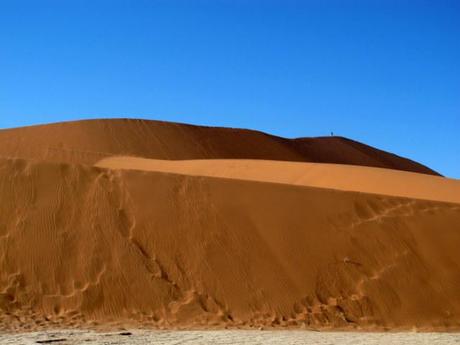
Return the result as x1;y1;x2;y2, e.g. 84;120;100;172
0;119;458;332
96;157;460;204
1;156;459;331
0;118;439;175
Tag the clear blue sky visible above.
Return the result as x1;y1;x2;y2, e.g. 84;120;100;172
1;1;459;177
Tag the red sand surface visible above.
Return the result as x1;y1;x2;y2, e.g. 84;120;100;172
0;119;458;332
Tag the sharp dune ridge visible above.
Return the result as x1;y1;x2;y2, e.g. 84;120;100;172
96;157;460;204
0;119;459;332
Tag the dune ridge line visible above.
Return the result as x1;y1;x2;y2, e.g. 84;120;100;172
96;157;460;204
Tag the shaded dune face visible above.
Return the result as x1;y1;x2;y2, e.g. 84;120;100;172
0;158;459;331
0;118;439;175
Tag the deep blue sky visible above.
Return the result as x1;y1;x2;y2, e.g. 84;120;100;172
1;1;459;177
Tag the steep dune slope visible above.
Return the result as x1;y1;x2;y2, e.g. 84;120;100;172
1;157;459;331
0;119;439;175
96;157;460;204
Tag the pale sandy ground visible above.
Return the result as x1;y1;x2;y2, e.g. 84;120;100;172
1;330;460;345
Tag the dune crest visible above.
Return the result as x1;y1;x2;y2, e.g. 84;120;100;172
96;157;460;204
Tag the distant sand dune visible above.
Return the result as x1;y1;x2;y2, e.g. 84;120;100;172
0;118;439;175
97;157;460;204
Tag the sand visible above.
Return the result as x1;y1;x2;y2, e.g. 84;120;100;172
0;118;438;175
96;157;460;203
0;119;459;334
1;329;460;345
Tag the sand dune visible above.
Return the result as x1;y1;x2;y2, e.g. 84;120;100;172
0;119;458;333
1;156;459;331
0;118;438;175
96;157;460;204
